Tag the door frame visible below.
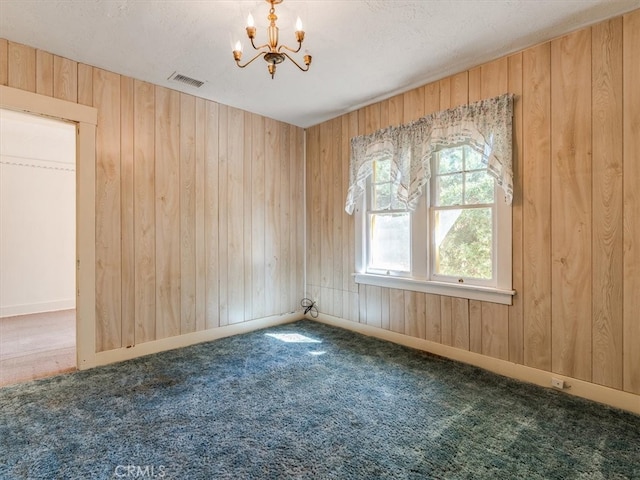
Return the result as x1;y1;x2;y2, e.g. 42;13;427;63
1;85;98;369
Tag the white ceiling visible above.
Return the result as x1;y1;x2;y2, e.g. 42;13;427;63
1;0;638;128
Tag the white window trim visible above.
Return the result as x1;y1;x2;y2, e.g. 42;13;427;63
353;272;515;305
354;164;514;306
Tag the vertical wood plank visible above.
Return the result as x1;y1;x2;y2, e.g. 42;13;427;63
450;71;469;107
278;122;290;314
133;80;156;344
0;38;8;86
358;284;367;324
306;125;321;291
365;285;382;328
289;127;304;310
120;76;135;347
451;297;470;350
551;28;592;381
380;98;389;126
403;87;425;122
297;126;305;304
319;120;334;290
389;288;405;333
439;77;451;109
77;64;93;106
195;98;206;331
481;302;509;360
204;101;220;329
623;9;640;394
53;55;77;102
440;296;452;346
94;68;121;351
293;126;305;306
7;41;35;92
414;292;426;339
35;50;53;96
155;86;181;339
450;295;469;350
425;293;441;343
264;117;279;316
522;43;552;371
592;18;623;389
469;300;482;353
332;118;344;318
423;81;440;115
244;112;254;319
468;67;481;103
226;107;244;323
404;291;417;336
252;114;266;319
217;105;229;325
380;287;390;330
509;52;525;365
180;93;196;333
363;103;381;135
388;93;404;125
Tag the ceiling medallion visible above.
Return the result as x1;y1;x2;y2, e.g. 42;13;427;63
232;0;312;79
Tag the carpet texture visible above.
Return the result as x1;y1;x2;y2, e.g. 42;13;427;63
0;320;638;479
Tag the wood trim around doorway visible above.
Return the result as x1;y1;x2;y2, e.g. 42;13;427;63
0;85;98;370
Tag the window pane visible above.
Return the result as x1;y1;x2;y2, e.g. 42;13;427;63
464;146;485;171
434;208;492;280
438;147;463;174
436;173;463;206
374;159;390;183
370;213;410;271
465;170;494;205
373;183;391;210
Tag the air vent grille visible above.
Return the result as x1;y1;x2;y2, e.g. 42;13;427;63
168;72;205;88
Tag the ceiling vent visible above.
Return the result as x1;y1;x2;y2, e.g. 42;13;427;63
167;72;205;88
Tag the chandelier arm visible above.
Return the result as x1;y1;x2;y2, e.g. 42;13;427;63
250;37;270;51
281;51;310;72
277;42;302;54
235;51;267;69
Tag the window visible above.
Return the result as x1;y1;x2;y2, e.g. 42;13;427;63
431;145;494;284
348;94;515;304
355;144;513;305
367;159;410;273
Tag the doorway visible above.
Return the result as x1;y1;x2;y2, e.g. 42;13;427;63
0;108;77;385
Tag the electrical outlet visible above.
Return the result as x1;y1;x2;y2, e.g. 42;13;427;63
551;377;565;389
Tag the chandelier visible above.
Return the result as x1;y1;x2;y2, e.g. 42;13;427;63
232;0;312;79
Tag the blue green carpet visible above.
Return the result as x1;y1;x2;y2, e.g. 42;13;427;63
1;320;638;479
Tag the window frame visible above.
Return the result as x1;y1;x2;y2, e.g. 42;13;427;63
354;148;514;306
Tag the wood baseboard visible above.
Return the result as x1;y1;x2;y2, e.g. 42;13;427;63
89;312;303;369
311;313;640;416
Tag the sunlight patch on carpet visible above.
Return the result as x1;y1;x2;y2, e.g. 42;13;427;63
265;332;322;343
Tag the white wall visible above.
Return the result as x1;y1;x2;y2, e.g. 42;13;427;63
0;108;76;317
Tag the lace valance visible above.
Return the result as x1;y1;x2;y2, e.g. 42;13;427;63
345;93;514;214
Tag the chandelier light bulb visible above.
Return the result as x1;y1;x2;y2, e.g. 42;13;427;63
247;13;255;28
234;41;243;52
295;17;303;32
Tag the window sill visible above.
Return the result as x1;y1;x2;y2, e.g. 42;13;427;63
354;273;515;305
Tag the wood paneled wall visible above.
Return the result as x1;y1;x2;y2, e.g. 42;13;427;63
306;10;640;395
0;39;304;353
